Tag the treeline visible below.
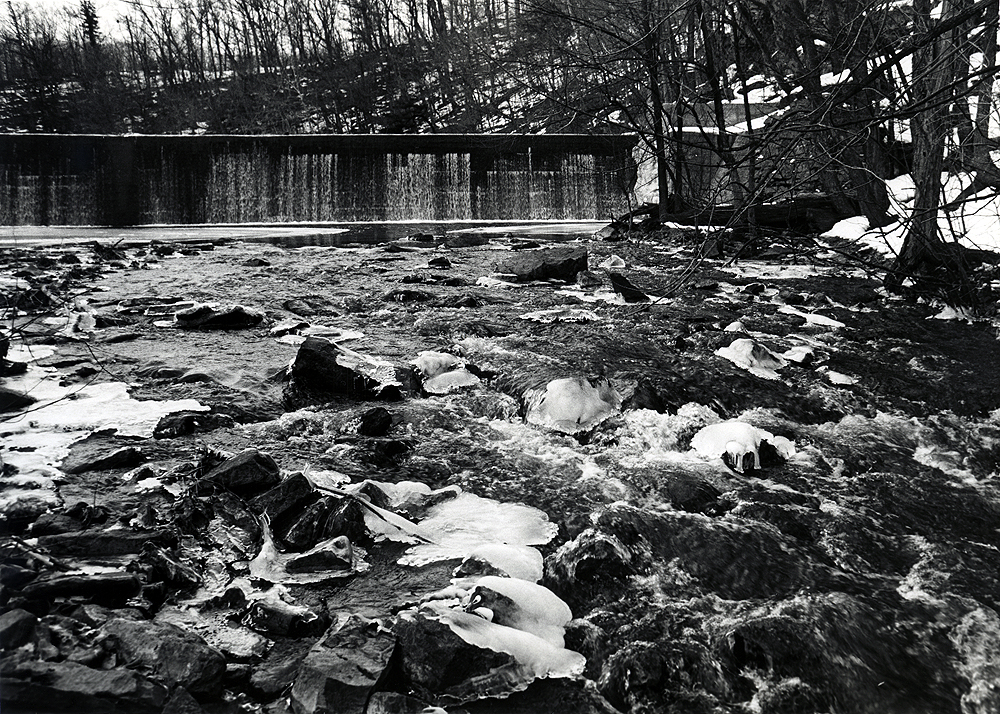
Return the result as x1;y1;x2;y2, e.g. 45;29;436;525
0;0;539;134
2;0;999;303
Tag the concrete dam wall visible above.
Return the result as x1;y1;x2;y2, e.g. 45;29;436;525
0;133;639;226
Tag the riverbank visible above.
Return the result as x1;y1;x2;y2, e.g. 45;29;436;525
2;227;999;713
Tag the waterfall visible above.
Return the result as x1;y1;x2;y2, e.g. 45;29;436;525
1;134;637;226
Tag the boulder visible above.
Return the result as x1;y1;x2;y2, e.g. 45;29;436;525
202;449;281;497
174;304;264;329
284;337;414;409
0;385;35;413
289;615;396;714
61;446;144;475
0;607;38;649
19;572;143;607
102;618;226;697
249;472;319;525
523;377;621;435
546;503;840;604
0;659;168;713
494;247;588;283
36;528;178;557
607;272;649;303
153;411;236;439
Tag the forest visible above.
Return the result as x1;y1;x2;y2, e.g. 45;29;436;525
1;0;999;304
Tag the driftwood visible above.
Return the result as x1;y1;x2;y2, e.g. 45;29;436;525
617;194;850;233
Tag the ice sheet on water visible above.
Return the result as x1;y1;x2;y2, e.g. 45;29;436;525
399;492;558;568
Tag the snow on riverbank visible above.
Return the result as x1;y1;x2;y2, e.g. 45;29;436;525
823;172;1000;255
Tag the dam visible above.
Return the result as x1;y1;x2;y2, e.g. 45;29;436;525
0;133;638;226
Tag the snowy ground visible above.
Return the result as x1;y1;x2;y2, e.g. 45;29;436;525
823;173;1000;256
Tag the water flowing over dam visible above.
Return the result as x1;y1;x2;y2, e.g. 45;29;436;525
0;134;638;226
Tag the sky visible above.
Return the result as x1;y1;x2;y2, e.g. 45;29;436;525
17;0;134;37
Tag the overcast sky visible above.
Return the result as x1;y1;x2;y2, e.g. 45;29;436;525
22;0;134;36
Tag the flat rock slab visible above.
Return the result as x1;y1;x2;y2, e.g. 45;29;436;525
36;528;178;557
102;618;227;696
20;572;143;606
202;449;281;497
1;659;168;713
494;247;588;282
290;615;396;714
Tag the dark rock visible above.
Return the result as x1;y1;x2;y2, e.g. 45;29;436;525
393;611;515;700
1;564;38;589
444;234;490;248
0;659;168;712
624;379;666;412
546;503;840;608
427;256;451;268
608;272;649;303
250;642;315;697
103;618;226;697
494;247;588;283
0;608;37;649
699;238;725;259
278;496;343;552
249;472;318;525
61;446;144;475
153;411;236;438
743;282;766;295
284;337;412;409
174;304;264;329
243;597;329;638
777;289;805;305
20;572;143;606
162;686;205;714
366;691;435;714
0;386;35;413
37;528;178;557
290;614;396;714
356;407;394;436
599;639;734;712
30;501;109;536
203;449;281;497
244;257;271;267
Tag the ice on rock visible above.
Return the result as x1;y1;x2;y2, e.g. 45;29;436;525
691;419;795;473
464;575;573;647
424;601;586;680
399;492;558;567
412;350;481;394
457;543;545;582
523;377;621;434
715;338;787;380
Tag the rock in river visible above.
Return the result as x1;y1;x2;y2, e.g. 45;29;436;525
174;303;264;329
284;337;415;409
494;247;588;283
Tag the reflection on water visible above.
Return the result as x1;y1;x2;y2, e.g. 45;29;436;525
251;222;602;248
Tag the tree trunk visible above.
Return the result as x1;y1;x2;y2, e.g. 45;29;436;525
886;0;963;296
